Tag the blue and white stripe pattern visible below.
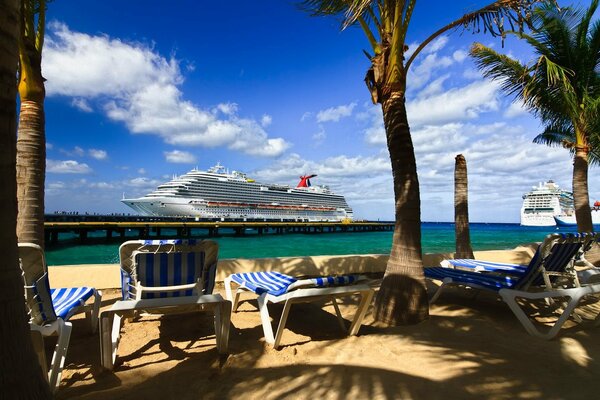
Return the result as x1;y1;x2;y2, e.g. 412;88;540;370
134;250;207;299
425;267;520;291
427;233;593;291
230;271;363;296
442;259;528;274
50;287;95;320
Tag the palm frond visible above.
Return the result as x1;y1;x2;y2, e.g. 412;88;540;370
405;0;553;71
470;43;531;102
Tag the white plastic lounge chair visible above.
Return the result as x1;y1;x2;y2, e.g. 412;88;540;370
18;242;102;392
425;233;600;339
100;239;231;370
224;271;374;349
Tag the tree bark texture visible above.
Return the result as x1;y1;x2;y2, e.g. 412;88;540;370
16;100;46;248
0;0;51;396
572;148;593;233
373;91;429;325
454;154;474;259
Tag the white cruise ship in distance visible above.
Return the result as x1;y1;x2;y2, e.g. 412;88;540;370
121;163;354;222
520;181;574;226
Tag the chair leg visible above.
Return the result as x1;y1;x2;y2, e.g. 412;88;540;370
90;289;102;333
48;319;72;393
330;297;347;332
273;299;294;349
500;289;586;339
348;289;374;336
428;279;451;304
257;294;276;345
224;277;242;312
213;300;231;354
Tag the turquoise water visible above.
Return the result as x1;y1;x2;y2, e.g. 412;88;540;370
44;222;578;266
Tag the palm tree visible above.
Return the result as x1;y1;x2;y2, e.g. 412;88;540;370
471;0;600;233
454;154;474;259
300;0;549;325
0;0;52;396
17;0;48;247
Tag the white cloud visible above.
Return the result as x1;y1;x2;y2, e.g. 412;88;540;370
47;159;92;174
504;100;529;118
89;149;107;160
261;114;272;127
425;36;449;54
71;98;93;112
138;168;146;174
408;53;453;90
164;150;197;164
43;22;289;158
312;126;326;144
316;102;356;123
452;50;467;62
407;80;499;127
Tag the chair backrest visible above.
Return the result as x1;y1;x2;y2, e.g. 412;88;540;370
515;232;598;290
119;239;219;300
18;243;58;325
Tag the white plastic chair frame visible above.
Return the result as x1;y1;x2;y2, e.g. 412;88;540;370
225;276;374;349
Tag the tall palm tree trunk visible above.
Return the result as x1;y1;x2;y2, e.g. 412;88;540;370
573;148;593;233
0;0;51;396
16;100;46;247
374;90;429;325
454;154;474;259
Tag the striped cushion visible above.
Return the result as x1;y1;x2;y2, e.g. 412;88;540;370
424;267;520;291
50;287;95;320
443;259;528;274
135;251;206;299
230;271;363;296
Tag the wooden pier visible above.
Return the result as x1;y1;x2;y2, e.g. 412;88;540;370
44;216;394;245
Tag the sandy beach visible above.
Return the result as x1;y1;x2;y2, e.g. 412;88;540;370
51;276;600;400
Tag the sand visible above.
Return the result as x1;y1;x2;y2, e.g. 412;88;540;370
52;281;600;400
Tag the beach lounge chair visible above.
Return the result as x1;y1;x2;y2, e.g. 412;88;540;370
18;242;102;392
425;233;600;339
100;239;230;370
224;271;374;349
441;232;599;284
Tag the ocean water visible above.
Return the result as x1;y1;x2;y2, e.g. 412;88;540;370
44;222;578;266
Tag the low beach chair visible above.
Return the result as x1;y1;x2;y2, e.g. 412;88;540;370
425;233;600;339
224;271;374;349
441;233;599;284
18;243;102;392
100;239;230;370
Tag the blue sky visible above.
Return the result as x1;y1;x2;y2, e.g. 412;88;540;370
41;0;598;222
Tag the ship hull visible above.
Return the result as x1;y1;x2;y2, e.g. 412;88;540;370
554;210;600;226
121;196;352;221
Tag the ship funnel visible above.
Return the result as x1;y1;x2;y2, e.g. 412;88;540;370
297;174;317;188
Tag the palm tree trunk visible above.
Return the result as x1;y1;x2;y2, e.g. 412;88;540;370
573;147;593;232
373;90;429;325
0;0;51;396
16;100;46;247
454;154;474;259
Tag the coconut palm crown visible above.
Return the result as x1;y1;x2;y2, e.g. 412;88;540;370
299;0;551;325
471;0;600;232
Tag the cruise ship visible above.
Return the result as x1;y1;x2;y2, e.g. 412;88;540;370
121;164;353;221
520;181;574;226
554;201;600;226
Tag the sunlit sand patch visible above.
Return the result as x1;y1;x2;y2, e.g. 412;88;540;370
560;337;591;368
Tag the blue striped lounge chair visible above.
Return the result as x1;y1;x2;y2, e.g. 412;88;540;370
100;239;230;370
224;271;374;349
425;233;600;339
18;243;102;392
441;232;599;280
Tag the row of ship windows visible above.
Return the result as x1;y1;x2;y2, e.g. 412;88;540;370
155;192;348;207
161;180;341;198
